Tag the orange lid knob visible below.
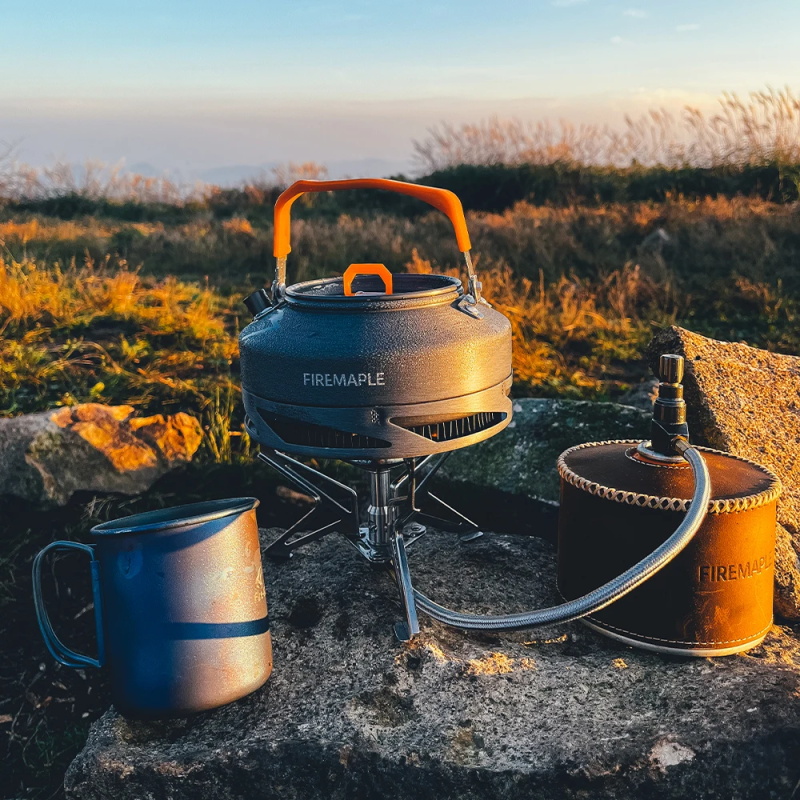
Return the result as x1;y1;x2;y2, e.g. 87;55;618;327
343;263;393;296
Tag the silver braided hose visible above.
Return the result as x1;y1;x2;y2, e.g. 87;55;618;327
412;439;710;631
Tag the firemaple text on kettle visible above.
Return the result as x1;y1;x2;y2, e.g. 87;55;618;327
303;372;386;388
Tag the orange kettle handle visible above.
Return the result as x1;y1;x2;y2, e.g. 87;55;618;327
273;178;472;258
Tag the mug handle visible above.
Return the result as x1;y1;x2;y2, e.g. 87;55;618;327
32;541;105;668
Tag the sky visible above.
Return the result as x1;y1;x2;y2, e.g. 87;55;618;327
1;0;798;180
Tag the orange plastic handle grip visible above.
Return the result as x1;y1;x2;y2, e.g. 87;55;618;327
343;263;393;296
273;178;472;258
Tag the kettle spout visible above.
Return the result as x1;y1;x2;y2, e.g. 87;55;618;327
243;288;272;318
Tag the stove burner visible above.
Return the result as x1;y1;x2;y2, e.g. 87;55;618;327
260;449;480;640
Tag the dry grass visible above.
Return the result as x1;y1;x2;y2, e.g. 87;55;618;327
0;257;225;339
0;159;207;204
35;192;787;295
0;257;251;461
0;219;113;243
414;87;800;170
0;156;331;205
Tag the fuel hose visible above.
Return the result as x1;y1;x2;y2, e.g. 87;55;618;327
412;439;711;631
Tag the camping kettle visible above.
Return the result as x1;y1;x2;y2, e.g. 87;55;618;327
239;178;512;461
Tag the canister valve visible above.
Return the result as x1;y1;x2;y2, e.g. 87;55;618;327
639;354;690;460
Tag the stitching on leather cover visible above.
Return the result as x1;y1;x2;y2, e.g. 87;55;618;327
557;440;782;514
555;586;774;646
583;617;773;646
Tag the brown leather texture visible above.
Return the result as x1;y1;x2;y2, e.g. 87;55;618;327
557;442;779;652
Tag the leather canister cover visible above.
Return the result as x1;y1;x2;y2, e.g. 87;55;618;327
557;441;781;654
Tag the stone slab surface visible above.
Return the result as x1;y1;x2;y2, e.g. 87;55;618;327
67;528;800;800
649;326;800;619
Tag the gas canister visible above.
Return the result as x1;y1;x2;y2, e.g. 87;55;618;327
556;356;781;655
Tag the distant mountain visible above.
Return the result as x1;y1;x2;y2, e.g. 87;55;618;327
118;158;415;189
126;161;168;178
119;159;412;188
323;158;413;180
195;158;413;186
191;163;274;185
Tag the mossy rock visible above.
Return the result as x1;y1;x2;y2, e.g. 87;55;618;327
440;398;650;505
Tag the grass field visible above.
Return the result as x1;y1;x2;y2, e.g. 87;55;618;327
2;193;799;451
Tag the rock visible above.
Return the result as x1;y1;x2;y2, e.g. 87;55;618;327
66;529;800;799
618;378;659;412
440;398;650;505
0;404;203;507
648;327;800;620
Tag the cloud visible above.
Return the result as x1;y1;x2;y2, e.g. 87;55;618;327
675;23;700;31
610;35;625;45
623;8;647;17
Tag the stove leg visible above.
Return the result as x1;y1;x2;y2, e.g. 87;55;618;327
257;449;359;559
391;529;420;641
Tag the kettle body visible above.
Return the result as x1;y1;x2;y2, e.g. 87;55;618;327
240;272;512;459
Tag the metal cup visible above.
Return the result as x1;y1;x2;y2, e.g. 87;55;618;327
32;498;272;717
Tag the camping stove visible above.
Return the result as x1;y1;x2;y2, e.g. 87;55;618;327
258;448;485;640
240;178;513;639
240;178;724;647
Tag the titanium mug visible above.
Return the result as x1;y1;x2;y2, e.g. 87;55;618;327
32;497;273;717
